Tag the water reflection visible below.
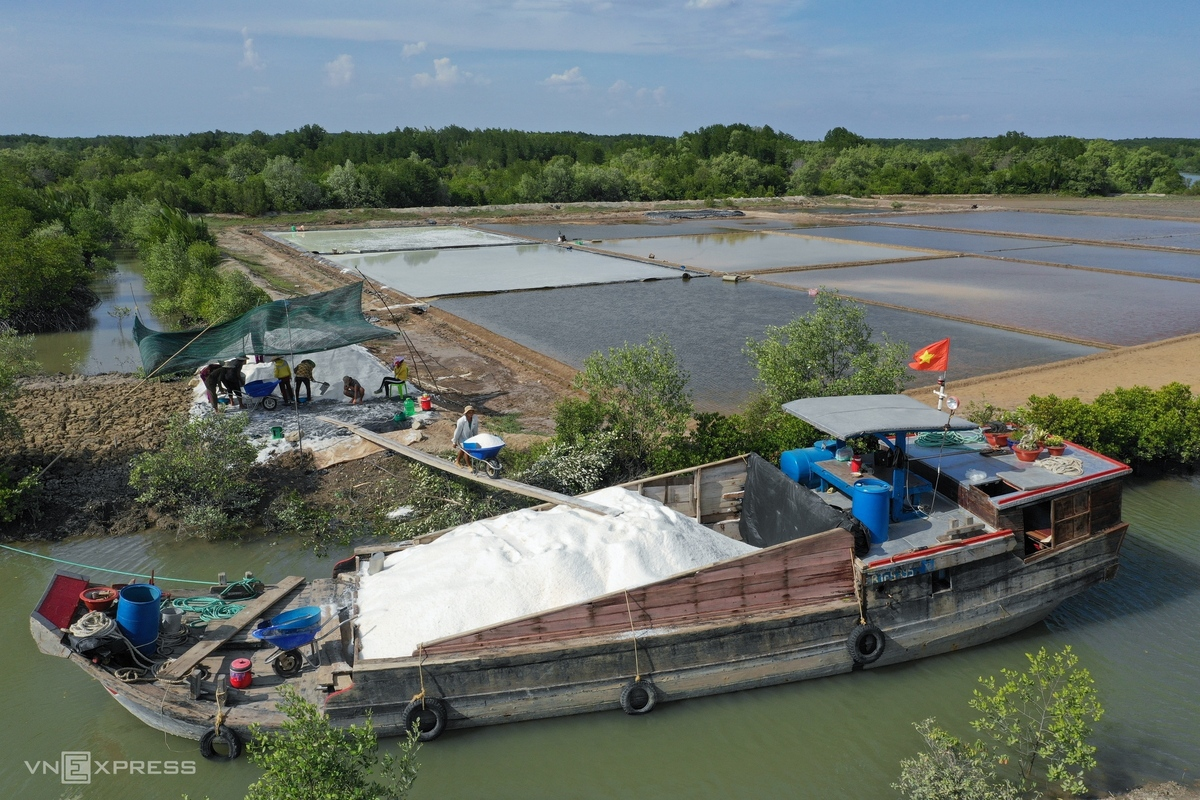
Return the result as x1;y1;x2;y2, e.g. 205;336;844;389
31;251;164;374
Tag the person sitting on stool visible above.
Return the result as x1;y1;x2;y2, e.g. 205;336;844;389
373;356;409;398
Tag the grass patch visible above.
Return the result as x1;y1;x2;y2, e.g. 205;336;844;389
488;413;527;435
228;254;304;296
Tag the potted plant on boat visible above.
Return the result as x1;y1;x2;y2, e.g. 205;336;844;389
1013;427;1044;463
1044;434;1066;457
982;421;1010;448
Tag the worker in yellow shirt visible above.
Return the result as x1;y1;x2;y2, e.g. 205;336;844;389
373;356;409;399
272;357;295;405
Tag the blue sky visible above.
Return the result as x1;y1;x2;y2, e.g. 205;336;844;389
1;1;1196;140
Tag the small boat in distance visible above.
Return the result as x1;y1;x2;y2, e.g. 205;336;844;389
31;394;1129;757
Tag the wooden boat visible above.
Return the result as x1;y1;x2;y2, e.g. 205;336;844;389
30;395;1130;757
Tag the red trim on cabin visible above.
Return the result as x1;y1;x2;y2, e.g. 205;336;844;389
324;682;356;703
993;441;1131;506
865;529;1013;569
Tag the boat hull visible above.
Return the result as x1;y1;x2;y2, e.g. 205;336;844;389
327;524;1125;735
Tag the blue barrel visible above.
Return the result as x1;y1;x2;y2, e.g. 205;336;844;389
852;478;891;544
116;584;163;657
780;445;836;487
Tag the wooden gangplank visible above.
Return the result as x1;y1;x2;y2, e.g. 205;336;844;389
316;417;621;517
157;576;305;681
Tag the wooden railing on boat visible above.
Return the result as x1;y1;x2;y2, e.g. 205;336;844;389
417;527;854;656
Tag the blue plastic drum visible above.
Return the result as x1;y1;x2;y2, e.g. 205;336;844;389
116;584;163;657
852;478;892;544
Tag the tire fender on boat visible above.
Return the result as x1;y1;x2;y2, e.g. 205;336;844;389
620;679;658;715
401;697;448;741
199;725;242;761
847;623;886;666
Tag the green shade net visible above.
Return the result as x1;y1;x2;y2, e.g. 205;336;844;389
133;282;395;375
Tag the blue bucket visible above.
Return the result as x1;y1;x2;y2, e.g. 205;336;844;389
852;478;891;544
116;584;163;657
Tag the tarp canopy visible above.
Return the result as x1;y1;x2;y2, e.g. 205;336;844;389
133;282;395;375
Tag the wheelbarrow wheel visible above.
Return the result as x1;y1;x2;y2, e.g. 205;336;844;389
261;396;278;411
272;649;304;678
484;460;502;478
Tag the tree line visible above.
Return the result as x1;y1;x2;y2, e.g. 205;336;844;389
2;125;1195;219
2;124;1197;333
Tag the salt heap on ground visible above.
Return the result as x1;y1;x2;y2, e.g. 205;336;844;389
357;486;756;659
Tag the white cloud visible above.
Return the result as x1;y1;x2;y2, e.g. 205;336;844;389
402;41;426;59
412;57;469;88
325;54;354;86
544;66;587;89
240;28;264;70
636;86;668;105
610;79;667;107
686;0;735;8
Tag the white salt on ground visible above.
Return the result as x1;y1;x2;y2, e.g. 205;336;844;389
356;486;755;660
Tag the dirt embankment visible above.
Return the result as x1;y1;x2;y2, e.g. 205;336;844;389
1;374;192;539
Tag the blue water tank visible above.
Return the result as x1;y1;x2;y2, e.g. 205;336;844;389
852;478;892;544
780;445;836;487
116;584;163;657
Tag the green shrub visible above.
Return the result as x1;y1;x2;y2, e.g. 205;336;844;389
265;488;350;556
129;413;261;524
518;432;617;495
394;464;532;538
0;467;42;523
897;646;1103;799
247;685;420;800
556;335;693;477
1025;382;1200;466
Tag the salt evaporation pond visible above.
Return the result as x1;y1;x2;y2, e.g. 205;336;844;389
267;225;524;253
800;225;1200;280
436;278;1099;412
589;231;931;271
767;257;1200;346
326;243;681;298
478;216;800;242
888;210;1200;246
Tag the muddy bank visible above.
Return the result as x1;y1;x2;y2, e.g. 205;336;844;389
0;374;193;539
0;374;426;542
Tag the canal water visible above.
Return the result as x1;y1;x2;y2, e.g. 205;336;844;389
2;476;1197;799
31;252;164;375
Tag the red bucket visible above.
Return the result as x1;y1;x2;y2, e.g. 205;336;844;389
230;657;253;689
419;394;432;411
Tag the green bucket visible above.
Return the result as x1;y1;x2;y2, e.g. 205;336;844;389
271;426;283;440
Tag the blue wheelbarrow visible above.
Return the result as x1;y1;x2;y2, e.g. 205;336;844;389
252;607;324;677
462;434;506;478
244;379;282;411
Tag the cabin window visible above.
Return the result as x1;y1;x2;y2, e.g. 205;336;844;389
931;569;952;594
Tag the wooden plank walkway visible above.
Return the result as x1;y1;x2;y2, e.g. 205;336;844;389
158;576;305;680
316;417;621;517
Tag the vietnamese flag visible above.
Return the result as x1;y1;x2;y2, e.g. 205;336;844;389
909;338;950;371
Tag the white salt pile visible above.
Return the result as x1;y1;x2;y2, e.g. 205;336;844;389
356;486;755;659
